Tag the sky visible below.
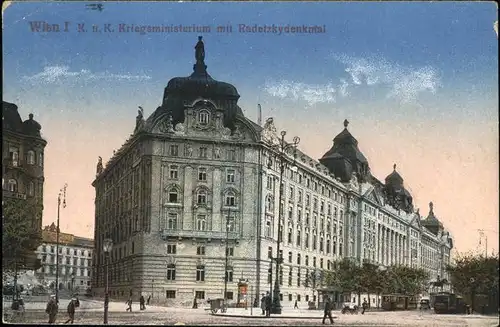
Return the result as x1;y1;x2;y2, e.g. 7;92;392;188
3;1;498;256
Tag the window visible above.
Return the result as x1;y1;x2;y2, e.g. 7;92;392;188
196;265;205;282
288;294;293;301
166;264;176;280
326;239;331;254
196;246;206;255
199;147;208;158
227;149;236;161
196;215;207;231
225;268;233;282
28;181;35;196
288;251;293;263
38;153;44;167
320;258;324;269
268;247;273;259
168;189;178;203
289;186;294;200
198;110;210;125
195;291;205;299
225;291;234;300
267;176;273;190
9;147;19;166
287;229;292;244
169;165;178;179
167;244;176;254
198;168;207;181
305;233;309;249
225;191;236;206
166;290;176;299
27;151;35;165
167;213;178;230
8;179;17;192
268;268;272;283
169;145;179;156
226;169;235;183
265;221;271;238
305;255;309;266
197;189;207;205
266;195;274;212
296;230;301;246
297;253;301;265
226;247;234;257
297;272;301;287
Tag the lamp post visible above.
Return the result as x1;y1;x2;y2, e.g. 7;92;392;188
223;208;232;309
55;183;68;303
103;238;113;325
268;131;300;314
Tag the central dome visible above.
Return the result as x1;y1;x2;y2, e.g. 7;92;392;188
161;36;242;126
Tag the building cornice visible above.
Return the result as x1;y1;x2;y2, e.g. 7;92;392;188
3;129;48;146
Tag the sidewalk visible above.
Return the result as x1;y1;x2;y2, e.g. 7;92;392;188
210;307;337;320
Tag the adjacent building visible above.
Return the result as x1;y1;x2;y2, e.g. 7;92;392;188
34;223;94;292
2;101;47;270
91;37;453;306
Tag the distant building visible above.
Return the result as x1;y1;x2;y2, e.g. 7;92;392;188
34;223;94;292
91;38;453;306
2;101;47;270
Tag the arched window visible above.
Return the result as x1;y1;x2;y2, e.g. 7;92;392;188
197;189;207;205
28;181;35;196
266;195;273;212
196;214;207;231
296;230;301;246
27;151;36;165
198;110;210;125
225;191;236;207
8;179;17;192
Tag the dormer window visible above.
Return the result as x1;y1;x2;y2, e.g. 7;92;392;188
198;110;210;125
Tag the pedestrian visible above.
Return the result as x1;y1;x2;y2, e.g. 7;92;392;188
192;296;198;309
140;295;145;310
147;295;151;306
294;299;299;309
260;294;266;315
322;297;334;325
125;297;133;312
46;294;58;324
265;292;272;317
362;299;368;314
64;298;77;324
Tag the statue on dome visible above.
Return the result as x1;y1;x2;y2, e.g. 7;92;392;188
96;156;103;176
261;117;278;144
195;36;205;62
135;106;145;133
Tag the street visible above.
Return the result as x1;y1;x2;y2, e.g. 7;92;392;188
3;298;498;326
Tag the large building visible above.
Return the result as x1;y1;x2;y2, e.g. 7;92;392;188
3;101;47;270
91;38;453;306
34;223;94;292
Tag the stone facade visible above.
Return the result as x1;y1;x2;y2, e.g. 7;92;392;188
2;101;47;270
34;223;94;292
91;38;453;307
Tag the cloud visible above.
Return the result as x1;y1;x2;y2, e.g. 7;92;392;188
264;54;441;105
263;80;348;106
23;65;152;84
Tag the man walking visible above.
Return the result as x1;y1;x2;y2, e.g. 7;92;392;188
46;294;58;324
362;299;368;314
265;292;272;317
125;297;133;312
260;294;266;315
294;299;299;309
140;295;145;310
322;297;334;325
64;298;78;324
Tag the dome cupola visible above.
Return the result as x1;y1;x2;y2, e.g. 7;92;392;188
422;201;444;235
22;113;42;137
319;119;370;183
161;36;242;127
383;164;414;213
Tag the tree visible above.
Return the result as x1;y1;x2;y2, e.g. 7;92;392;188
386;265;429;296
446;253;499;314
2;198;42;270
304;268;327;307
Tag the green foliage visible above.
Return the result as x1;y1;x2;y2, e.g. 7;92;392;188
446;253;499;298
324;258;430;296
2;198;42;269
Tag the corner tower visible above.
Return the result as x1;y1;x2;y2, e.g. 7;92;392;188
319;119;371;183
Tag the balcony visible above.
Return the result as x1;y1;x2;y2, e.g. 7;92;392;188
161;229;239;241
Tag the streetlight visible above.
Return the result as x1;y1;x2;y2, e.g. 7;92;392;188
103;238;113;325
55;183;68;303
223;208;232;311
268;130;300;314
